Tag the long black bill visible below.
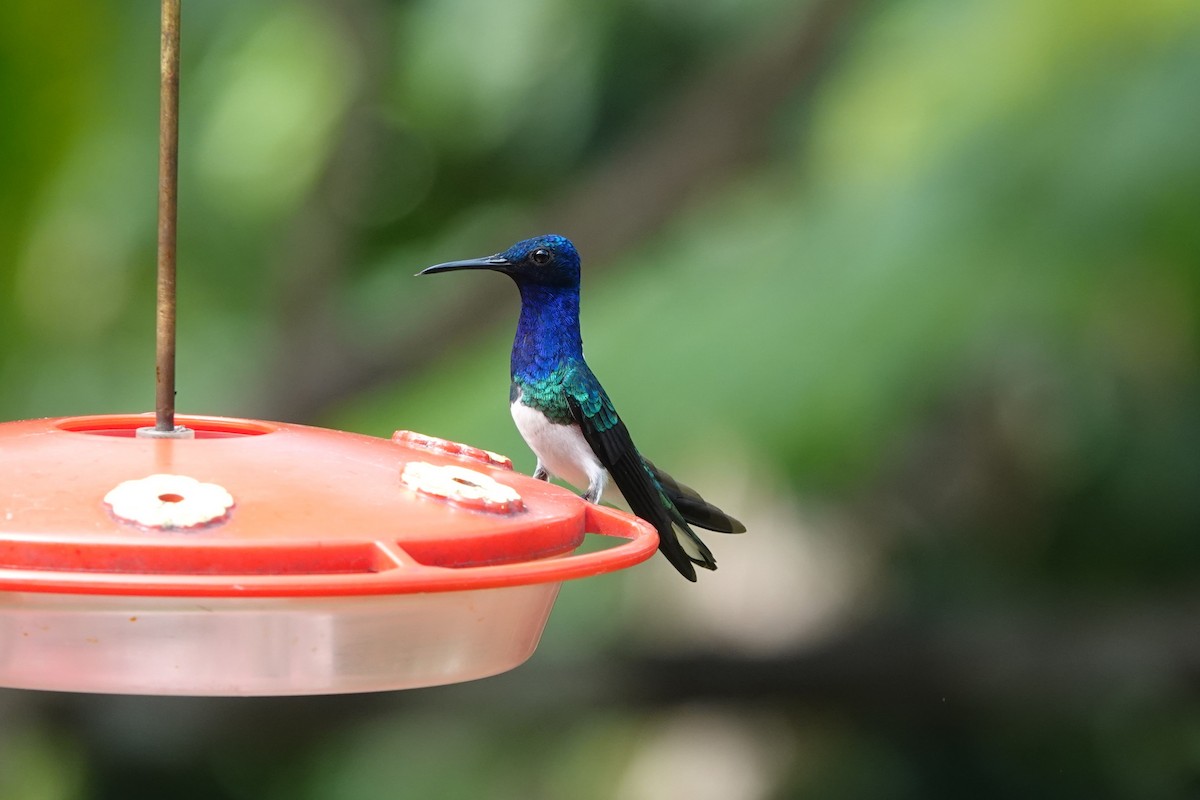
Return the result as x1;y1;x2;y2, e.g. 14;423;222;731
416;255;511;277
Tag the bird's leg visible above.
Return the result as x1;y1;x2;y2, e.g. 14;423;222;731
532;461;549;482
583;473;606;505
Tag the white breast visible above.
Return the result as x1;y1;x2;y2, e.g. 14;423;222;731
510;401;608;496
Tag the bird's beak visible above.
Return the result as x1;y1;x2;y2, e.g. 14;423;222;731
416;255;512;277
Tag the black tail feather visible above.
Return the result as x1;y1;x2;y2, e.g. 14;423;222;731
645;459;747;534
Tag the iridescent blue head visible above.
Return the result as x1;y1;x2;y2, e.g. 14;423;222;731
418;234;580;290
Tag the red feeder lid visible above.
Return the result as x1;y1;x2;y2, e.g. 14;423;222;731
0;414;658;695
0;413;656;596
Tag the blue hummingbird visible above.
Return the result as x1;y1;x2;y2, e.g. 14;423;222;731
418;234;745;580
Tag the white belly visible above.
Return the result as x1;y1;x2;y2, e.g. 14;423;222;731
510;401;608;495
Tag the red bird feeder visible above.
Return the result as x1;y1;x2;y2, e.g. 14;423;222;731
0;415;656;695
0;2;658;695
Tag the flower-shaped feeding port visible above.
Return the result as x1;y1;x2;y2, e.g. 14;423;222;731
392;430;513;470
105;473;234;529
401;462;524;514
0;413;658;696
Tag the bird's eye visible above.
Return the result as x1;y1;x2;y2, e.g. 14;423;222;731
530;248;551;266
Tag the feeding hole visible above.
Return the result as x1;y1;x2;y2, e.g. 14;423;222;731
105;474;235;529
399;461;524;514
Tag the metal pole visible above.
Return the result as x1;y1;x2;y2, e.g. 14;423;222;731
155;0;181;433
140;0;191;440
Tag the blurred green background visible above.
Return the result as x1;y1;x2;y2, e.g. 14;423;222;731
2;0;1199;796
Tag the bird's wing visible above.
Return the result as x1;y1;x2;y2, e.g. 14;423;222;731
563;366;715;581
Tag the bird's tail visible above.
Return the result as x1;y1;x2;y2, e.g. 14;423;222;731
644;459;746;533
643;459;745;579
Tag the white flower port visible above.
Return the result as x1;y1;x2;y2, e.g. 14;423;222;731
400;461;524;514
104;473;235;529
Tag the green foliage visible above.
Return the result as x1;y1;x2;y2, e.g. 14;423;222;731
0;722;87;800
0;0;1198;796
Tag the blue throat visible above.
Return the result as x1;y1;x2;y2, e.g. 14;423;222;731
511;284;583;384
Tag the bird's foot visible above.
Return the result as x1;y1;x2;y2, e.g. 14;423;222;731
532;465;549;482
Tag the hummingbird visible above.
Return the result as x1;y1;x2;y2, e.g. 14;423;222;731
418;234;745;581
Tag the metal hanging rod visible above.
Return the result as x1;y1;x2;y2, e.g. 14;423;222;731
142;0;191;439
